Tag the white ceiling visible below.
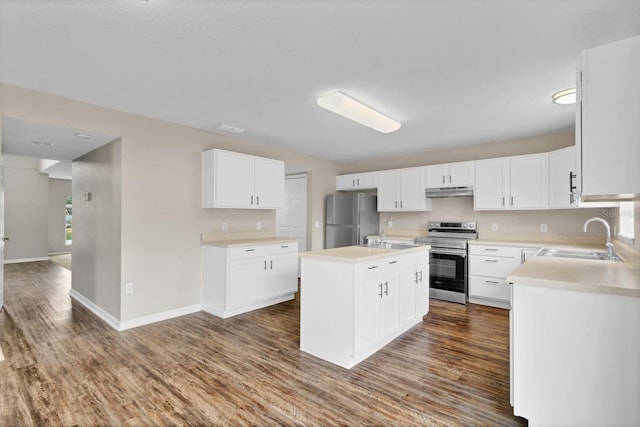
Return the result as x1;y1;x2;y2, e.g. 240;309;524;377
1;0;639;163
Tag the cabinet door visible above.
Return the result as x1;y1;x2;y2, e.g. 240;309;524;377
228;258;266;308
549;147;577;208
381;276;400;338
267;253;298;297
581;35;640;199
510;154;547;209
214;150;254;208
474;158;508;210
400;267;418;326
449;162;475;187
399;167;426;211
356;172;378;189
336;174;356;190
254;157;284;209
377;170;400;211
425;165;447;188
415;264;429;318
357;279;382;355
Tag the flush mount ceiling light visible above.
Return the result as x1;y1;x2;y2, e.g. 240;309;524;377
74;132;92;139
316;91;401;133
551;87;576;105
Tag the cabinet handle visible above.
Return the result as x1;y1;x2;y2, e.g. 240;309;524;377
250;195;254;205
368;265;379;270
510;196;514;206
256;196;260;205
400;200;403;208
281;245;289;248
395;201;398;208
419;270;423;282
388;260;398;264
270;260;273;270
414;271;419;284
484;259;499;263
484;248;499;251
357;178;360;186
449;174;452;184
442;176;445;184
569;171;577;204
484;280;499;285
264;260;267;270
384;281;389;295
245;248;255;252
353;179;356;187
379;283;383;298
502;196;505;206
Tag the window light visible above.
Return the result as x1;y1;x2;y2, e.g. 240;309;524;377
316;91;401;133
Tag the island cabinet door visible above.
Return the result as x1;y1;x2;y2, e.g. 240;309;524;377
381;276;401;339
357;278;382;356
228;258;267;308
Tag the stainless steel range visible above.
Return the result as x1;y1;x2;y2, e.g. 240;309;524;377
416;221;478;304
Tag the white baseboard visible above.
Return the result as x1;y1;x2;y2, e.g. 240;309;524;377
118;304;201;331
69;288;202;331
4;257;50;264
70;288;121;330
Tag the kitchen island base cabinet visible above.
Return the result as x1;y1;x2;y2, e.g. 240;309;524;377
511;284;640;426
202;242;298;319
300;249;428;369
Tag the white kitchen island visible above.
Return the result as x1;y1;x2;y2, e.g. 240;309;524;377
299;245;429;369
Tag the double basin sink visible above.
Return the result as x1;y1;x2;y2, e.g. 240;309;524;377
537;247;623;262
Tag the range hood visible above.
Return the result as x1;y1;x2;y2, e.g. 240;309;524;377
425;186;474;198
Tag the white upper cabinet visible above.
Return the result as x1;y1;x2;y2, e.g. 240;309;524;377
474;154;547;210
579;34;640;201
549;146;578;208
202;149;284;209
336;172;377;191
377;167;432;212
425;161;475;188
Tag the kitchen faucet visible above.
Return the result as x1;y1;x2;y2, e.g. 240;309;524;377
583;217;615;259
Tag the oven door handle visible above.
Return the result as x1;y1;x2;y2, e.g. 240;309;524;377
430;249;467;257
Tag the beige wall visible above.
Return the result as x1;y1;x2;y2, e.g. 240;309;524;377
3;155;49;261
48;178;72;253
339;131;575;173
1;84;341;323
72;140;122;320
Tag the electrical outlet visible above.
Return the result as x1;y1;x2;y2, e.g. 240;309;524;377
491;223;498;232
125;283;134;294
314;220;320;229
222;222;228;232
540;224;547;233
256;221;262;230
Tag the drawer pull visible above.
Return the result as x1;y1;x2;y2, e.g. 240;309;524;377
281;245;289;248
484;248;499;251
368;265;379;270
245;249;255;252
484;259;499;263
484;280;499;285
388;260;398;264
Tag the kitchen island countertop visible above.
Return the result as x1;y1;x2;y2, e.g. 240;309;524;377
202;237;299;248
300;245;429;264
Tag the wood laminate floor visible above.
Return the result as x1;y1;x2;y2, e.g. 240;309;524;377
0;260;526;426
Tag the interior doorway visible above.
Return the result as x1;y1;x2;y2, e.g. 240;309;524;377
277;173;308;274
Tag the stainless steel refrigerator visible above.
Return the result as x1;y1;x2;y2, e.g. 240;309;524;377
325;193;380;249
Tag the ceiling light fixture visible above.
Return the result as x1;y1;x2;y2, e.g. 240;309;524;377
551;87;576;105
74;132;92;139
316;91;401;133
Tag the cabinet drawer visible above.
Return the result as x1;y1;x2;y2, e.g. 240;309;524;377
469;276;511;302
469;255;521;278
229;246;269;260
267;242;298;256
469;245;521;258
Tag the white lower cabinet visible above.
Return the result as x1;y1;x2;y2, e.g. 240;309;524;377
468;244;524;309
202;242;298;318
300;248;429;369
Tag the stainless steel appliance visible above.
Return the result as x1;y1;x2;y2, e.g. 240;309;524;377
416;221;478;304
325;193;379;249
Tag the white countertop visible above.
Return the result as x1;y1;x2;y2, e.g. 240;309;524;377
300;245;429;264
202;237;299;248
